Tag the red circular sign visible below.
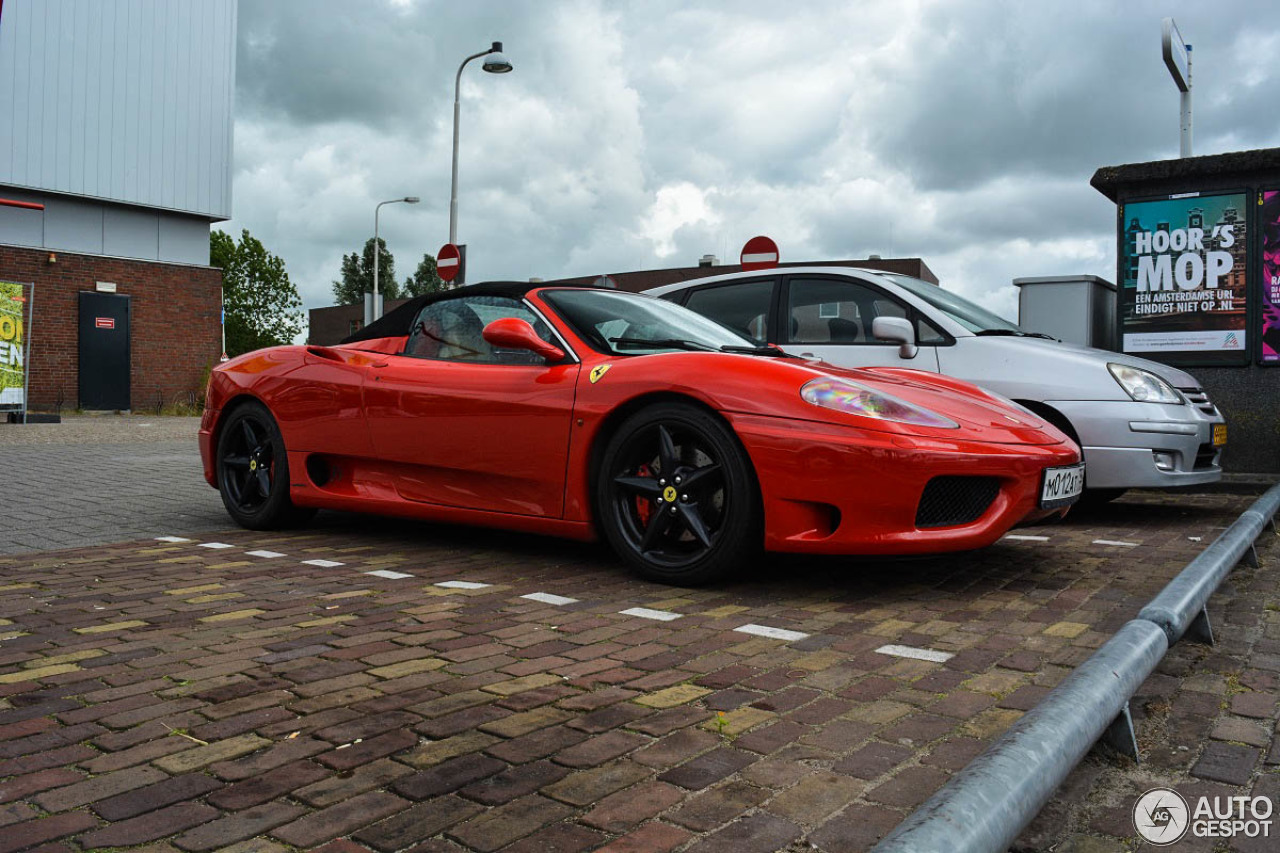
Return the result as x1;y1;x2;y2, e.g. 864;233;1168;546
437;243;461;283
740;236;779;271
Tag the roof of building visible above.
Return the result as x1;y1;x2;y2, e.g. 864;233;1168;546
1091;146;1280;201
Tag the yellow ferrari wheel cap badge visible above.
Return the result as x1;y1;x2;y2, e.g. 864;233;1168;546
249;460;258;471
590;364;611;384
663;486;678;503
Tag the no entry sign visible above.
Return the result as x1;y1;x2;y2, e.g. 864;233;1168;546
438;243;461;283
740;236;779;271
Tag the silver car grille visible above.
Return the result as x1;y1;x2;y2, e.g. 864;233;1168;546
1178;387;1218;417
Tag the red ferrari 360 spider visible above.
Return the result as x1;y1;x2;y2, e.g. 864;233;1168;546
199;283;1082;583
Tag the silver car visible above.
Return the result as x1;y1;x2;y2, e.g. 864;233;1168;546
646;267;1225;500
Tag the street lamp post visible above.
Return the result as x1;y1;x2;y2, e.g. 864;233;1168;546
372;196;419;320
449;41;512;283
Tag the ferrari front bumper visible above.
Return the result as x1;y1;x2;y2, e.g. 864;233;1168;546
730;413;1081;555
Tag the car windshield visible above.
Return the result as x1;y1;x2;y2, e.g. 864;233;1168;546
883;274;1022;334
541;288;757;356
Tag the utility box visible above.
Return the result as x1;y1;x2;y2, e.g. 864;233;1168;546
1013;275;1117;350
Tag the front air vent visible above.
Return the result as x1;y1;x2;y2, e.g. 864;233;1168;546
915;476;1001;529
1178;387;1218;417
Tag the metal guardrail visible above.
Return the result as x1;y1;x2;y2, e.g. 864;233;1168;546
872;482;1280;853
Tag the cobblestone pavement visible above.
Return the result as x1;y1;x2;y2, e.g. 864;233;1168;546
0;416;230;554
0;487;1275;852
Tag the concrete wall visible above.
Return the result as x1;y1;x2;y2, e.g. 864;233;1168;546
0;243;222;411
0;0;237;220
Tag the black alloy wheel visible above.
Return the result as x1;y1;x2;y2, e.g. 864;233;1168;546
216;401;314;529
597;402;759;584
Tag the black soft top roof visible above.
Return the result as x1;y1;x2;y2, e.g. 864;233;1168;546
340;281;604;344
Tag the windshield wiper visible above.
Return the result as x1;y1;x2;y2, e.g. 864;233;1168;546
609;336;717;352
974;329;1057;340
719;344;803;358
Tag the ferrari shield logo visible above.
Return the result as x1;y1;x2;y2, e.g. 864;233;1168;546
590;364;611;384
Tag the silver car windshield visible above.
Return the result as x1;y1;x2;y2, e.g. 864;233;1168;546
884;274;1022;334
542;288;757;356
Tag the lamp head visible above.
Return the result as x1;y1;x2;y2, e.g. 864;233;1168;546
483;42;512;73
404;196;420;204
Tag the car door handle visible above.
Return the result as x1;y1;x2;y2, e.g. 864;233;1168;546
370;362;388;369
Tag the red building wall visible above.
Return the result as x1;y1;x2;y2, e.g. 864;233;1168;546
0;244;222;411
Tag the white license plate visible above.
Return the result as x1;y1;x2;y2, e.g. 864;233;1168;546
1040;464;1085;509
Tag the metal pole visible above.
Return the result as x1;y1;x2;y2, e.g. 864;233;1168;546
23;282;33;425
373;202;382;320
1180;45;1193;157
449;46;499;247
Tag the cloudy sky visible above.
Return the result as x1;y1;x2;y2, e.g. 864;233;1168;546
219;0;1279;322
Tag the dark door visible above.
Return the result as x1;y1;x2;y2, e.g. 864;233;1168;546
78;292;131;410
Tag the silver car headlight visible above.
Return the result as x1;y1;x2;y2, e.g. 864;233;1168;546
1107;363;1184;405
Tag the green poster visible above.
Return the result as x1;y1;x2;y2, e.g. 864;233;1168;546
0;281;28;409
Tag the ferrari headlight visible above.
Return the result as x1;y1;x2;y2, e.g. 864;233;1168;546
800;377;959;429
1107;363;1184;404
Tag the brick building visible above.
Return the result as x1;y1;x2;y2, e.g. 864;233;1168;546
0;0;238;412
308;256;938;346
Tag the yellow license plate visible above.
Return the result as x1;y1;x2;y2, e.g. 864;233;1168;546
1213;424;1227;446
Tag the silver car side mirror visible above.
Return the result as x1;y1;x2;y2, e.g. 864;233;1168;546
871;316;918;359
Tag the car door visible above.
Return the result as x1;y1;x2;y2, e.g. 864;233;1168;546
362;295;579;517
777;275;944;371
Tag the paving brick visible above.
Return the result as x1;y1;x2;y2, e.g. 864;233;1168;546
210;734;331;780
174;802;306;851
294;757;415;808
317;728;418;770
459;758;570;806
658;747;757;790
94;773;223;821
555;730;649;767
34;764;168;812
399;730;497;769
447;793;574;852
632;726;720;768
667;780;770;831
582;780;686;832
683;812;802;853
486;724;588;764
767;772;865;824
0;768;86;804
594;821;692;853
543;760;651;807
479;706;572;739
271;790;410;848
808;801;904;852
394;752;507;800
0;811;99;853
208;760;331;809
866;765;950;808
1191;741;1261;785
80;802;220;847
501;821;607;853
153;733;270;774
354;797;483;852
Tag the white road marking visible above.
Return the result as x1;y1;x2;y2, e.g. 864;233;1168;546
522;592;579;606
435;581;490;590
1003;534;1050;542
197;543;234;549
619;607;682;622
303;559;346;568
734;623;809;642
1093;539;1139;547
875;644;954;663
246;550;286;559
155;536;192;543
366;569;414;580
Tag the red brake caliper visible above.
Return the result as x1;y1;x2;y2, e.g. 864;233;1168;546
635;464;652;525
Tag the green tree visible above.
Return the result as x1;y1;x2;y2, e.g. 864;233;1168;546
403;252;446;297
331;237;399;305
210;229;305;357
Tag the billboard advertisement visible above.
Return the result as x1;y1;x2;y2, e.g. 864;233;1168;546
1;281;29;410
1119;192;1248;359
1261;190;1280;365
